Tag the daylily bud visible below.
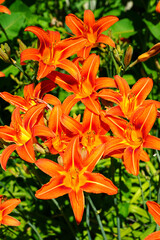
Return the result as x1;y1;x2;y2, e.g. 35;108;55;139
0;48;10;63
34;143;46;154
155;59;160;70
17;39;27;53
57;156;63;166
137;43;160;62
113;48;121;63
4;43;11;56
124;45;133;67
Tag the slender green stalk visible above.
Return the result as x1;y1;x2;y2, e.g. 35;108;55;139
88;195;107;240
137;175;146;210
27;222;43;240
114;197;121;240
86;198;92;240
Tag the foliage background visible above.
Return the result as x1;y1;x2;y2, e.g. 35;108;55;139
0;0;160;239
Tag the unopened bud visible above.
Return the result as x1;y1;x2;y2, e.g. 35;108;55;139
124;45;133;67
17;39;27;53
57;156;63;166
113;48;121;63
4;43;11;56
0;48;10;63
155;59;160;70
34;143;46;154
137;43;160;62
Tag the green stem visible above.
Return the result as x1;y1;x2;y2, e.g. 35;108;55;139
88;195;107;240
137;175;146;210
27;222;43;240
86;198;92;240
114;196;121;240
10;58;32;82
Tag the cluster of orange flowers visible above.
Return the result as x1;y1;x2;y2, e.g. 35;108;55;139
0;1;160;238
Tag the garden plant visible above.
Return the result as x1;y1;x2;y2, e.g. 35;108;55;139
0;0;160;239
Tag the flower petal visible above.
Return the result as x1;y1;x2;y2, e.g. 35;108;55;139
61;114;82;134
82;172;118;195
93;15;119;35
65;14;84;35
16;139;35;163
1;199;21;216
95;77;116;91
2;215;20;226
0;5;11;15
84;10;95;27
143;135;160;150
146;201;160;226
0;144;17;170
35;158;64;177
35;175;71;199
144;230;160;240
69;189;84;224
20;48;40;65
97;34;115;47
62;94;79;115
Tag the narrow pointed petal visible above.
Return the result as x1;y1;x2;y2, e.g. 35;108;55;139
131;77;153;106
35;158;64;177
35;176;71;199
114;75;130;96
69;189;84;224
0;5;11;15
146;201;160;225
93;16;119;35
61;114;82;134
57;59;81;81
43;94;61;106
24;83;34;99
81;95;101;115
77;46;92;59
0;126;16;142
144;231;160;240
0;92;28;112
140;150;150;162
83;144;105;172
82;108;99;133
23;103;46;131
81;54;99;85
16;139;35;163
62;94;79;115
34;80;56;99
123;146;141;176
84;10;95;27
98;89;122;104
20;48;40;65
2;216;20;226
95;77;116;91
37;61;55;80
83;172;118;195
24;26;50;49
65;14;84;35
143;135;160;150
132;104;157;138
101;114;126;138
0;71;5;77
1;199;21;216
104;137;126;156
55;37;87;61
97;34;115;47
0;144;17;170
48;105;62;132
33;125;55;138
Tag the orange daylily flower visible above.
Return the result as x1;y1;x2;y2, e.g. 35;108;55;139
0;79;56;112
21;26;88;80
65;10;119;59
144;201;160;240
0;196;21;226
35;137;118;224
33;99;72;155
48;54;116;115
61;108;110;154
98;75;160;119
137;43;160;62
0;104;46;170
0;0;11;15
101;104;160;175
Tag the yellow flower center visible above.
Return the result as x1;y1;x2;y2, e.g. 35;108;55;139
15;125;31;145
124;124;143;148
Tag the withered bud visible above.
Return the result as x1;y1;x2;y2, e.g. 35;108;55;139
0;48;10;63
124;45;133;67
137;43;160;62
17;39;27;53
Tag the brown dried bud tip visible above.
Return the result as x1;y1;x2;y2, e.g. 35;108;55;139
137;43;160;62
124;45;133;67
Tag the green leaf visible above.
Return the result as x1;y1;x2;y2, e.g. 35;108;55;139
0;13;25;41
106;18;136;38
139;223;156;239
143;19;160;40
130;181;149;203
119;202;129;218
129;204;149;219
